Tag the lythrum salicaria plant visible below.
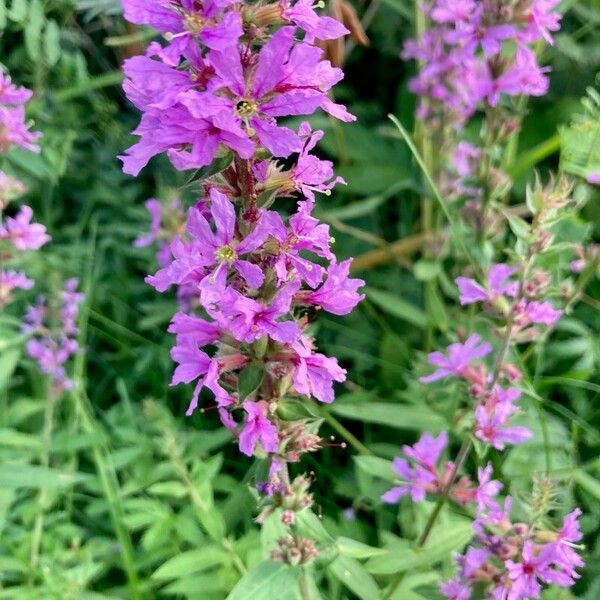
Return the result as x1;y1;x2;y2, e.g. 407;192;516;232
119;0;364;565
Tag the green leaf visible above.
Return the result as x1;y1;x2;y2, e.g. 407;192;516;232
0;0;7;28
295;510;333;544
573;470;600;500
366;521;473;575
187;153;234;183
0;429;41;451
0;464;86;488
332;401;447;433
8;0;27;22
44;19;61;66
24;0;45;60
238;362;265;401
226;561;300;600
329;555;381;600
354;455;396;482
425;283;448;332
413;260;441;282
365;288;427;329
337;537;387;559
152;547;228;580
198;507;227;542
0;348;21;391
503;211;531;240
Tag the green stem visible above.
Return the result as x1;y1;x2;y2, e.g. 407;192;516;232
163;430;248;577
298;567;317;600
387;114;481;277
71;226;144;600
29;387;58;576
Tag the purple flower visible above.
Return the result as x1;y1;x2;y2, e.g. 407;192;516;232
518;300;562;326
147;189;272;292
239;400;279;456
170;335;228;415
180;27;353;158
168;312;221;346
0;270;33;306
0;106;41;153
420;334;492;383
521;0;562;45
228;281;301;344
270;203;334;288
122;0;242;60
381;432;448;503
291;336;346;403
120;106;254;176
490;46;550;105
280;0;349;41
474;403;532;450
587;172;600;185
505;541;553;599
134;199;163;248
439;579;471;600
122;56;195;112
430;0;475;24
300;259;365;315
475;463;502;512
23;280;83;391
0;205;50;250
292;122;346;202
0;71;33;105
456;264;518;305
547;509;585;578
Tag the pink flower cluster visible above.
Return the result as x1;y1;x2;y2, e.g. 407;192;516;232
414;260;566;452
0;69;41;154
0;71;49;309
120;0;364;467
457;263;562;333
381;434;585;600
441;496;584;600
403;0;561;127
23;279;84;393
419;330;531;450
119;0;353;176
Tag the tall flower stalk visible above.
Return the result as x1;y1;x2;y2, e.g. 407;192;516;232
403;0;562;237
120;0;364;561
0;69;48;310
382;176;588;600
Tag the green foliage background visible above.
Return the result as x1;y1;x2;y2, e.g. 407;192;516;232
0;0;599;598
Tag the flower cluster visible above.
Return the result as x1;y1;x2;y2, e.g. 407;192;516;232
441;488;584;600
120;0;363;546
0;70;41;154
402;0;564;229
23;279;84;393
382;176;586;597
0;70;48;309
119;0;353;176
403;0;561;129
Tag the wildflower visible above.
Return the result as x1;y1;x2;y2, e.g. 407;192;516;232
456;264;518;306
170;335;230;415
420;334;492;383
291;336;346;403
299;259;365;315
474;403;532;450
0;270;34;306
381;431;448;503
23;280;83;392
0;205;50;251
239;401;279;456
